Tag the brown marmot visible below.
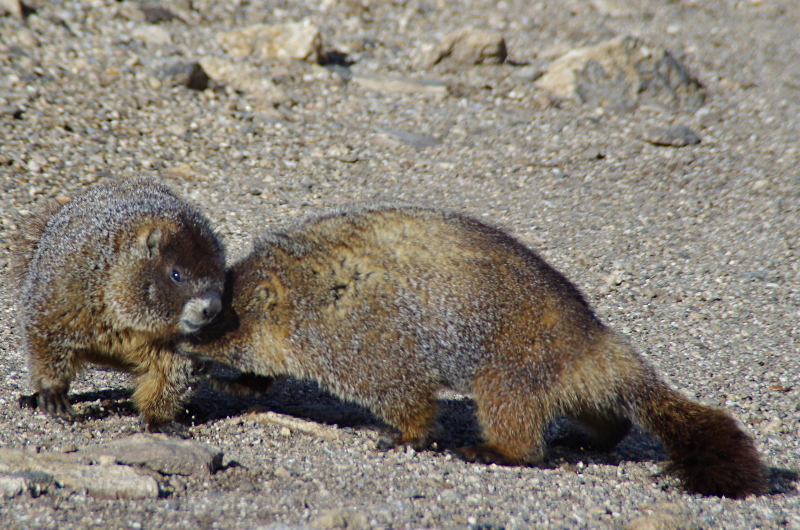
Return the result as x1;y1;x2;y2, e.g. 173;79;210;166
16;177;226;431
180;203;764;497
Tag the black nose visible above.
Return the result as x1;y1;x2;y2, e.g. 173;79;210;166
201;292;222;321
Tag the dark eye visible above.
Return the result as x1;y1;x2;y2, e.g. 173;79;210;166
171;268;183;283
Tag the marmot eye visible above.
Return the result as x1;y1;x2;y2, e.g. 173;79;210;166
171;268;182;283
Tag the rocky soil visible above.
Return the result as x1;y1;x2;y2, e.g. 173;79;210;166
1;0;798;528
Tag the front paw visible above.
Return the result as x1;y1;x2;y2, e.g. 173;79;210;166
376;431;431;452
145;420;189;438
24;389;77;420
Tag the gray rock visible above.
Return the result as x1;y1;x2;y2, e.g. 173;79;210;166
510;63;546;83
131;23;172;46
425;27;507;66
536;35;705;111
54;463;160;500
0;447;159;499
640;124;700;147
118;2;182;24
626;514;698;530
140;5;182;24
80;433;224;476
695;107;723;128
0;473;26;498
10;469;54;497
156;60;209;91
591;0;643;17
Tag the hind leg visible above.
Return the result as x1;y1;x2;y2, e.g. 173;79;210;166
370;387;439;451
25;337;81;419
457;368;551;465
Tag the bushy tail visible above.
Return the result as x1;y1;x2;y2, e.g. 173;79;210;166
637;383;765;498
10;198;66;286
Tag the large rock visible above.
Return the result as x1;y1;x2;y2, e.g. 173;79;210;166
0;448;159;500
535;35;705;111
0;434;223;499
215;20;322;63
425;27;507;66
80;434;224;476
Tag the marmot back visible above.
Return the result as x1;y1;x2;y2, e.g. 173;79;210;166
18;177;226;431
182;203;765;498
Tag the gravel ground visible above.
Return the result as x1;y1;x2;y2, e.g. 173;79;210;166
1;0;798;528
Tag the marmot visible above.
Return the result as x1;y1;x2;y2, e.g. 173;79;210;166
180;203;764;497
16;177;226;431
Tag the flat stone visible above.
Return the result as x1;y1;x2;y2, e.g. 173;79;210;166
80;433;224;476
54;463;159;500
215;20;322;62
510;63;546;83
0;447;158;500
591;0;643;16
536;35;705;111
310;508;349;529
351;73;448;95
640;124;700;147
626;514;698;530
374;127;443;149
163;163;205;181
131;24;172;46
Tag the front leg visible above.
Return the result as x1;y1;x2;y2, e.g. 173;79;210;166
133;348;206;433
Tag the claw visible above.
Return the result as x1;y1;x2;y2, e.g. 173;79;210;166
455;443;527;466
18;393;39;410
376;432;430;452
37;388;76;420
145;420;188;438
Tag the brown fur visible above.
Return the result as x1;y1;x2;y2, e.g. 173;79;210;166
17;178;225;430
181;203;765;497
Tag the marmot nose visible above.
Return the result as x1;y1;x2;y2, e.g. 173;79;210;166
179;290;223;334
200;291;222;321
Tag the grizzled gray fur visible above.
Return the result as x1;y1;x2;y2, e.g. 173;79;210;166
17;177;225;431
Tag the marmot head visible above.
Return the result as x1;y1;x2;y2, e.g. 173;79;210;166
176;252;289;375
107;216;226;338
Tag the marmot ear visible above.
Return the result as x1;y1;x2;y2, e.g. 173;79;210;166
135;226;163;259
248;283;275;311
